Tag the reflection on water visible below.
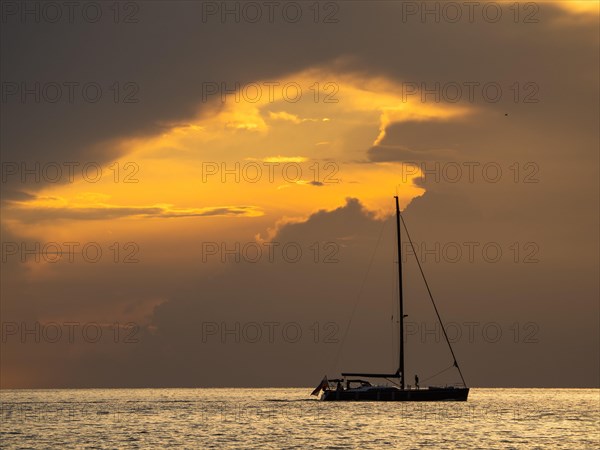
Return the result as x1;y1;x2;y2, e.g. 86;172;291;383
1;388;598;449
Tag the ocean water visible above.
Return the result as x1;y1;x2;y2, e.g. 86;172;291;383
0;388;598;449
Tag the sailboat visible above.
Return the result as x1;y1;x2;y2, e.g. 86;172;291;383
311;196;469;401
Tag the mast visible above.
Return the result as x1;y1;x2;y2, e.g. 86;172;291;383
394;196;405;390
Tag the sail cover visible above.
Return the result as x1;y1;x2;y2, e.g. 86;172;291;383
310;376;329;396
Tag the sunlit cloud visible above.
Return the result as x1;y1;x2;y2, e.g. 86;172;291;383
248;156;308;163
267;111;328;124
7;196;263;222
557;1;599;14
2;65;471;239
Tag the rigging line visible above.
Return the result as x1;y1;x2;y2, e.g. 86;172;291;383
330;218;389;374
384;377;401;387
421;363;455;383
399;214;468;388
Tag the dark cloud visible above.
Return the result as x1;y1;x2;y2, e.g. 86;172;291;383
3;198;597;387
2;2;597;193
0;188;36;203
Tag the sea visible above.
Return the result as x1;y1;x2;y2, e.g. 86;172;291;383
0;388;598;449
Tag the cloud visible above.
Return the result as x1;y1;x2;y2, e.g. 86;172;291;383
2;2;594;182
0;189;37;203
6;202;263;222
368;145;458;163
249;155;308;163
2;193;598;388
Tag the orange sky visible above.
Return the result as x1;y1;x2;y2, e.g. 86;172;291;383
3;69;474;252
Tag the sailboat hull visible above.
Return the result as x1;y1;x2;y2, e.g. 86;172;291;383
321;387;469;402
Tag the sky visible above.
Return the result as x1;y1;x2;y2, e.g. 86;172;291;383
1;1;598;388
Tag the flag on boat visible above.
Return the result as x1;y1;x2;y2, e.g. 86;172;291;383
311;376;328;396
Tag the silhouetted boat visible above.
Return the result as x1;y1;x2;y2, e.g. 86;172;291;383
312;196;469;401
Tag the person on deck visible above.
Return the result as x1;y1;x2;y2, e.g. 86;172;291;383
415;375;419;389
